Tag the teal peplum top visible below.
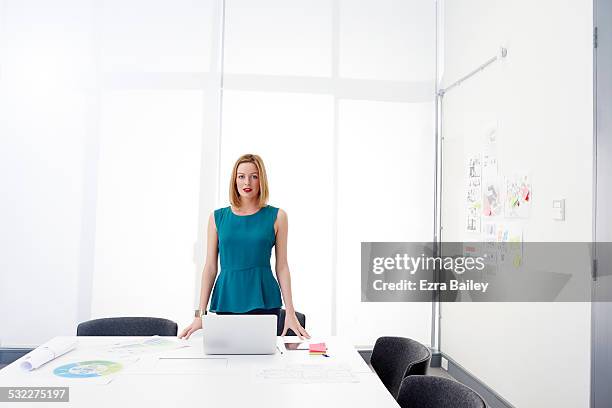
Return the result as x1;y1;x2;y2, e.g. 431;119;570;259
209;205;283;312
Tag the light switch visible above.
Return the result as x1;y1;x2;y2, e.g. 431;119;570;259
552;199;565;221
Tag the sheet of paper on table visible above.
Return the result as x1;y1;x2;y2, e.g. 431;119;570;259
255;363;360;384
4;336;187;386
125;357;229;374
99;336;189;359
3;353;138;386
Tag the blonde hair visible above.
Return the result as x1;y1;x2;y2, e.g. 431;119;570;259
229;154;269;209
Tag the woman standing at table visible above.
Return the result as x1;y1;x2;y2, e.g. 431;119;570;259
179;153;310;340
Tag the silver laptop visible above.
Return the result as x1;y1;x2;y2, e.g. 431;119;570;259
203;314;277;355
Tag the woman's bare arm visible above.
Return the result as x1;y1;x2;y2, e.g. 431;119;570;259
198;212;219;310
178;212;218;339
275;209;310;338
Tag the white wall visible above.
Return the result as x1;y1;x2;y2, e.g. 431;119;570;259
440;0;592;407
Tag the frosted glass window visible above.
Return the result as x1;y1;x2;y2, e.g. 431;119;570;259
0;0;96;90
220;90;334;337
339;0;436;81
223;0;332;77
337;99;435;346
0;0;95;346
99;0;216;72
92;90;203;328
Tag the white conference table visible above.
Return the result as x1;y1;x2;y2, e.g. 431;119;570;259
0;336;399;408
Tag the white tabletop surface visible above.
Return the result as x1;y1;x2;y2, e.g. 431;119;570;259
0;336;399;408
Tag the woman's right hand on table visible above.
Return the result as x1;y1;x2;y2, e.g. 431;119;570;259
178;318;202;339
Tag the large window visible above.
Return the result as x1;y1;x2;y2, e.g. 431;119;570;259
220;0;436;345
90;0;218;329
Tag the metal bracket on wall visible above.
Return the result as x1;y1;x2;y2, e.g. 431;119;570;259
438;47;508;97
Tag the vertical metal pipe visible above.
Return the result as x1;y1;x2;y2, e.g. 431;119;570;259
431;0;442;352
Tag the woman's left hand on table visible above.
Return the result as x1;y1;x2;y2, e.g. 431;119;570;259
281;312;311;339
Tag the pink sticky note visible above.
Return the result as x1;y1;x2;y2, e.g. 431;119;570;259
309;343;327;353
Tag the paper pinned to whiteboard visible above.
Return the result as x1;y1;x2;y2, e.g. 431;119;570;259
482;222;523;269
505;174;531;218
482;154;501;217
466;155;482;233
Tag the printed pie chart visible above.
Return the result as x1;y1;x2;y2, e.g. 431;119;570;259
53;360;123;378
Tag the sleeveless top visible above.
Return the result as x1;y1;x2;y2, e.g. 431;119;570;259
209;205;283;312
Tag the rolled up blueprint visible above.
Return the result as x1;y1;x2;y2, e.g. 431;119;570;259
20;338;77;371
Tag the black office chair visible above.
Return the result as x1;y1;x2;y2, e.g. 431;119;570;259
276;309;306;336
76;317;178;336
397;376;487;408
371;336;432;399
